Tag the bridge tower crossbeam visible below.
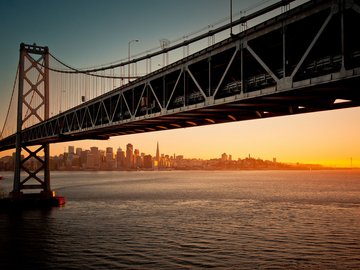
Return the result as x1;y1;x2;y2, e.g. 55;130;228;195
10;43;53;198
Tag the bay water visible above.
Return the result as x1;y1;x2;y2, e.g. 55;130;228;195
1;170;359;269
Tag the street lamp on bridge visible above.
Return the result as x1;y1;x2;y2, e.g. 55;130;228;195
128;39;139;83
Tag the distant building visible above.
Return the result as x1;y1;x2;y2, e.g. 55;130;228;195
72;155;81;168
90;147;98;154
99;150;105;166
105;147;115;169
126;143;133;168
154;142;160;168
135;155;142;168
86;153;96;169
134;149;140;167
116;147;125;169
221;153;228;161
156;142;160;162
89;147;100;168
143;155;153;169
80;150;88;168
68;146;75;154
106;147;113;159
49;156;59;170
161;154;171;168
0;155;14;170
76;147;82;156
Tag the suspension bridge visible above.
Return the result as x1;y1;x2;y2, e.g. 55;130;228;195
0;0;359;204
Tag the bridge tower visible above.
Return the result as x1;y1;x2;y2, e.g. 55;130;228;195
10;43;53;199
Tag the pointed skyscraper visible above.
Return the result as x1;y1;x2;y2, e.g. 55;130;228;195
156;141;160;162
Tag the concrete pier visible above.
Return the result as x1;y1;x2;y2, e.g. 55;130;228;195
0;192;65;210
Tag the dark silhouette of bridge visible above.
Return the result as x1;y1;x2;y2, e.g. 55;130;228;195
0;0;359;199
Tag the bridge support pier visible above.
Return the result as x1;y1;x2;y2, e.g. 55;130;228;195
11;144;51;196
8;43;64;206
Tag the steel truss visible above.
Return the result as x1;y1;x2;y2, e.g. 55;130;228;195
10;43;52;197
1;0;360;150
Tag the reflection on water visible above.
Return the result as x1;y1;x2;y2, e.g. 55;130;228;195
1;170;360;269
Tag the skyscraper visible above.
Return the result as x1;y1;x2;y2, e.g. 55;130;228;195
126;143;133;168
90;147;100;168
106;147;113;160
156;142;160;162
68;146;75;154
134;149;141;168
116;147;125;169
105;147;115;169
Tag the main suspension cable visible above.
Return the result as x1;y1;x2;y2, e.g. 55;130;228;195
0;64;19;139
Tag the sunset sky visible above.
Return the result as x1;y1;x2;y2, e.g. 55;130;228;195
0;0;359;167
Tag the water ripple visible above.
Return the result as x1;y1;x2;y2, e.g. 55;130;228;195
1;170;360;269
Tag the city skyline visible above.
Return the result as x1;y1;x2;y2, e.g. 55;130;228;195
0;142;342;171
0;0;359;168
1;141;357;170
